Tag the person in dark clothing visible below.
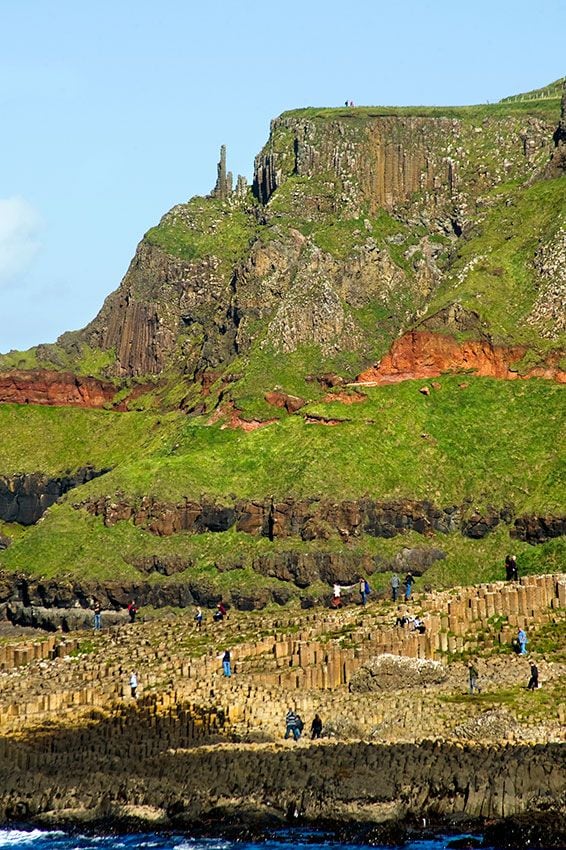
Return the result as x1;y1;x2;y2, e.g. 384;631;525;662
527;663;539;690
127;600;138;623
311;713;323;739
505;554;518;581
222;649;231;677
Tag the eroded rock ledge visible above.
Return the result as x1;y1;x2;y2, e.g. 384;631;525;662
0;467;110;525
78;494;565;544
356;330;566;385
0;370;119;407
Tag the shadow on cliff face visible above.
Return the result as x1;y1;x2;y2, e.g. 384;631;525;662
0;467;111;525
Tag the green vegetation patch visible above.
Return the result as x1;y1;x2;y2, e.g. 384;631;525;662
11;375;560;515
0;404;180;475
145;196;259;272
282;99;562;122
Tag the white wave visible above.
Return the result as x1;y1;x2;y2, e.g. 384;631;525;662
0;830;63;847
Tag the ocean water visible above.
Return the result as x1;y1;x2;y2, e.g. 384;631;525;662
0;829;502;850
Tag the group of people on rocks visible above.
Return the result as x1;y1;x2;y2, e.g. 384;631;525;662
91;599;138;631
285;709;323;740
331;572;416;608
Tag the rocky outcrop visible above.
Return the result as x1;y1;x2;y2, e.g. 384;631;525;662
528;226;566;339
349;654;448;692
356;329;566;384
0;721;564;832
511;514;566;544
264;390;306;412
0;370;119;407
254;111;555;217
77;240;239;377
0;468;109;525
79;494;507;540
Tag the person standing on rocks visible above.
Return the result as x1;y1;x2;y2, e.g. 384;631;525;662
404;572;415;601
390;573;400;602
221;649;231;677
527;663;539;690
129;671;138;699
194;606;203;630
93;600;101;631
311;713;323;739
127;600;138;623
332;584;342;608
359;577;370;606
517;627;528;655
468;661;479;694
285;708;301;740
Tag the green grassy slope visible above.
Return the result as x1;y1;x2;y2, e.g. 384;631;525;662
423;176;566;352
0;405;178;475
50;376;561;512
500;77;565;102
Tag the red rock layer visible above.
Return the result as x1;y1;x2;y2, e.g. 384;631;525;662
356;331;566;385
0;370;118;408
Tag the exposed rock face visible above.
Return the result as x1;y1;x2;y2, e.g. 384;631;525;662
79;494;519;542
264;390;306;412
0;370;118;407
77;240;238;377
39;103;561;379
356;329;566;384
511;514;566;544
349;654;448;692
528;226;566;338
0;468;109;525
254;112;555;216
0;727;563;830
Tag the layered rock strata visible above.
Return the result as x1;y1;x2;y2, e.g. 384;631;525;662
0;468;109;525
0;370;119;407
79;494;563;544
356;330;566;384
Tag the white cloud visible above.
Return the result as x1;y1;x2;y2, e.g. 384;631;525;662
0;196;42;287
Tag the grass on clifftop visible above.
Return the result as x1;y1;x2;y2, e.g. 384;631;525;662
144;196;258;272
281;98;562;122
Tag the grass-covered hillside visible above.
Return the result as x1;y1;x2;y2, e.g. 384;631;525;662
0;82;564;604
0;376;563;597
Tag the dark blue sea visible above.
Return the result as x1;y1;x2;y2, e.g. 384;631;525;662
0;829;511;850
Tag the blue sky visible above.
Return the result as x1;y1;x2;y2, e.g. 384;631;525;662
1;0;564;353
